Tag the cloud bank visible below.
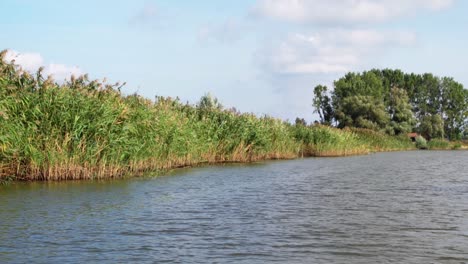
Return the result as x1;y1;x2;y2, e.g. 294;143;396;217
252;0;454;24
4;50;83;81
258;29;417;74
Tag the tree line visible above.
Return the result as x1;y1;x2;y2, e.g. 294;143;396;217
313;69;468;140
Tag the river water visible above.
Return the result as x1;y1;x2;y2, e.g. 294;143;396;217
1;151;468;263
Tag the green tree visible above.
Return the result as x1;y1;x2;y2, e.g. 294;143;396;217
197;93;223;111
387;87;415;135
370;69;405;104
333;71;384;104
313;85;333;125
419;114;444;140
295;117;307;126
314;69;467;138
439;77;467;140
416;73;441;117
335;96;389;130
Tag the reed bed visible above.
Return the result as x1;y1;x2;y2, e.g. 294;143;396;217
0;50;415;181
426;139;464;150
293;126;414;157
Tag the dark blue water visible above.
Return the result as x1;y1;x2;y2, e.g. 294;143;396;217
1;151;468;263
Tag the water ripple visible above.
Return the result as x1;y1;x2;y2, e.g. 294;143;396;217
0;151;467;263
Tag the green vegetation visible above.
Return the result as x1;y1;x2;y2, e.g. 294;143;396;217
426;138;449;150
425;139;465;150
415;136;428;150
313;69;468;140
293;125;413;157
0;50;415;181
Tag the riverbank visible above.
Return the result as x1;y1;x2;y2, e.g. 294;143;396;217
0;97;415;180
0;86;415;181
0;52;417;181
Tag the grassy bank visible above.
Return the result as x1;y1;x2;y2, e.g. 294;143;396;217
294;126;414;157
426;139;466;150
0;51;415;181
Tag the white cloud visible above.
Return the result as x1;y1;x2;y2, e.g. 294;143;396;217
4;51;43;73
257;29;417;74
252;0;455;24
4;50;83;81
46;63;82;80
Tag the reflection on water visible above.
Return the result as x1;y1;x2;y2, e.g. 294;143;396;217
1;151;468;263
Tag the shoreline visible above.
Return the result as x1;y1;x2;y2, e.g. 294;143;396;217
3;146;468;183
0;146;412;182
1;54;465;182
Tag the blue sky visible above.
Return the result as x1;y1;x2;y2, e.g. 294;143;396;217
1;0;467;121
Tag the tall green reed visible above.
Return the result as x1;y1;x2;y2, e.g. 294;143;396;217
0;50;415;181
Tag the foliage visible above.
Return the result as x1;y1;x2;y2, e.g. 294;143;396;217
348;128;414;151
0;51;417;181
427;139;450;150
292;125;414;157
452;142;462;150
0;50;304;180
415;136;428;150
314;69;468;138
197;93;223;111
335;95;389;131
419;114;444;140
387;87;415;135
295;117;307;126
313;85;333;125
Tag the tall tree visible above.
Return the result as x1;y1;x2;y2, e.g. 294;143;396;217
335;96;389;130
419;114;444;140
333;71;384;105
314;69;467;138
387;87;415;135
439;77;467;140
313;85;333;125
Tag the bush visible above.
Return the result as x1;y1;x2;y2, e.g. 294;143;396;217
415;136;428;149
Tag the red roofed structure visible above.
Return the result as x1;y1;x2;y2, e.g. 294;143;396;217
408;133;419;142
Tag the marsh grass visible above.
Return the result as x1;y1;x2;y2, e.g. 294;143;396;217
293;126;414;157
0;50;415;181
426;139;465;150
427;139;450;150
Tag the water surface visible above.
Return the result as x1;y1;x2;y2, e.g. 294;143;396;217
1;151;468;263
